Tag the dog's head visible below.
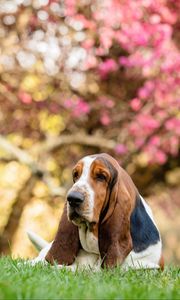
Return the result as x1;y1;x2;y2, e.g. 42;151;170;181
67;154;115;225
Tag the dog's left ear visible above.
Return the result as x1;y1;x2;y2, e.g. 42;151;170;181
45;203;80;265
99;167;136;268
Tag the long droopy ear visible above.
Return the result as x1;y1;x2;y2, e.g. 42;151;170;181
99;167;137;268
45;203;80;265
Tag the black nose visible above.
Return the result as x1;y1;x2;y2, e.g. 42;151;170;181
67;191;85;207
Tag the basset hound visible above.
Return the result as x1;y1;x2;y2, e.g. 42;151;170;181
29;153;164;271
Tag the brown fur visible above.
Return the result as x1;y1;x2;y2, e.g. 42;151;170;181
97;154;137;268
89;222;99;238
72;161;83;182
90;159;112;223
45;203;80;265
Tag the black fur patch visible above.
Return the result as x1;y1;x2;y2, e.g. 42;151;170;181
130;195;160;252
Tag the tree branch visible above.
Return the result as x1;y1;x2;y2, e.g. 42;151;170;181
0;135;66;196
33;133;117;154
0;133;117;196
0;135;34;166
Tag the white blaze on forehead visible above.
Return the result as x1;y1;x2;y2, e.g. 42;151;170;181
72;155;96;221
74;156;96;186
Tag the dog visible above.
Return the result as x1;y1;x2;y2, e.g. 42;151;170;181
28;153;164;271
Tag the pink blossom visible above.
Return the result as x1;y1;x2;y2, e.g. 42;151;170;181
95;47;107;56
73;99;90;116
18;91;32;104
144;146;167;165
73;14;96;29
165;118;180;135
135;138;145;148
64;0;77;16
155;150;167;164
138;81;155;99
98;59;118;79
99;97;115;108
99;27;114;49
160;6;177;24
149;14;161;24
129;123;139;135
130;98;142;111
115;144;127;155
168;136;179;156
82;39;94;50
64;99;74;109
149;136;160;146
84;55;97;69
138;115;160;131
119;56;131;67
138;88;149;99
100;113;111;126
64;98;90;116
130;114;160;139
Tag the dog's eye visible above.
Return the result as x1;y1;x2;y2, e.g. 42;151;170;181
96;173;107;181
73;171;79;182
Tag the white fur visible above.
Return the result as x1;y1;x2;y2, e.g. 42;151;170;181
122;241;162;270
29;239;161;271
29;240;101;271
29;242;52;266
78;224;99;254
140;195;160;231
68;156;96;221
27;230;49;251
58;250;101;271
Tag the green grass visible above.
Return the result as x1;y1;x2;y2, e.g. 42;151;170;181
0;257;179;300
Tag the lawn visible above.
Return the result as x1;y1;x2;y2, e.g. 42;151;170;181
0;257;179;300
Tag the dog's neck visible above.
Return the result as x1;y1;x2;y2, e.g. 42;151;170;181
78;223;99;255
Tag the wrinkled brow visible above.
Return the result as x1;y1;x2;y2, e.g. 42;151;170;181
72;161;83;174
94;157;118;187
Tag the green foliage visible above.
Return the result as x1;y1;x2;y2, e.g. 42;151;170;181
0;257;179;300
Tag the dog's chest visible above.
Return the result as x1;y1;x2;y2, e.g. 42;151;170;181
78;225;99;254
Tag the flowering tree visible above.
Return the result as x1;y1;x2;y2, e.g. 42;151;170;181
0;0;179;167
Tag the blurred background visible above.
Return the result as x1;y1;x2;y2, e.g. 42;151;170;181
0;0;179;265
